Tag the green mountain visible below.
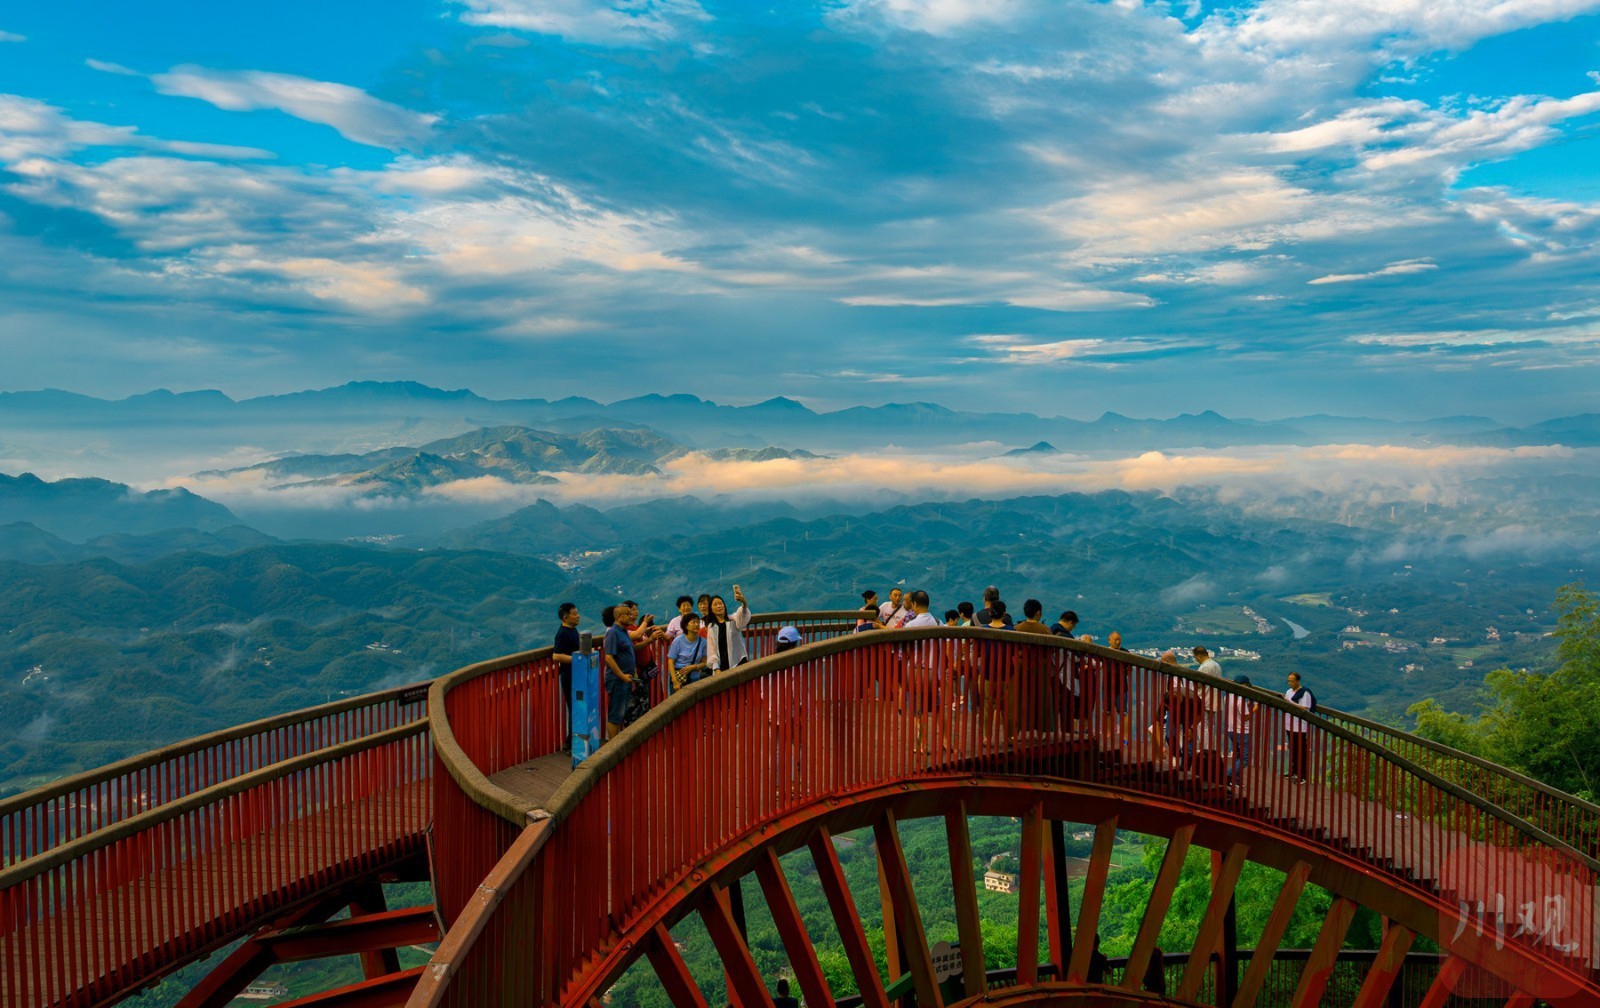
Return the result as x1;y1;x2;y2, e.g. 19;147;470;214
0;543;568;792
0;472;243;541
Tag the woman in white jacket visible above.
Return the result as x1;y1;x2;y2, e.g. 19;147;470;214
705;585;752;672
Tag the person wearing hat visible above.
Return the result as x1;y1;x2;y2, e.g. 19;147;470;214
775;625;803;653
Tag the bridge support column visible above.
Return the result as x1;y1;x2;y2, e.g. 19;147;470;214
1123;823;1194;992
348;882;400;979
1044;817;1072;977
1067;817;1117;984
1221;888;1238;1006
1351;922;1415;1008
944;805;987;999
701;883;773;1008
875;809;943;1008
754;846;834;1008
645;922;709;1008
810;826;891;1008
1017;803;1043;985
1291;896;1357;1007
1176;842;1246;1002
1232;860;1311;1008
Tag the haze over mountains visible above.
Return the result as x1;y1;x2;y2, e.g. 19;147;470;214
5;381;1600;485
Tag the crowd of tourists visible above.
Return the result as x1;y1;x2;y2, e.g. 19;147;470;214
552;583;1319;782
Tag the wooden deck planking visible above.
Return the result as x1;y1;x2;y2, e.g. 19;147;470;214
488;752;577;811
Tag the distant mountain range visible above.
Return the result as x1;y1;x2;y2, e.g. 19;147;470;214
6;382;1599;469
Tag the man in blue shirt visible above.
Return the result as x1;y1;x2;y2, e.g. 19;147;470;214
602;603;639;740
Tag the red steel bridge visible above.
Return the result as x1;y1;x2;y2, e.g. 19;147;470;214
3;612;1598;1007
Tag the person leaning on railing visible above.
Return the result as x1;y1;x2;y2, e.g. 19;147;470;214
552;602;581;751
1283;671;1316;783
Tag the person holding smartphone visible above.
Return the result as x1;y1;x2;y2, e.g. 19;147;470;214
705;584;753;671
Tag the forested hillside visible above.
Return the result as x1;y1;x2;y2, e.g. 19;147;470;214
2;488;1579;794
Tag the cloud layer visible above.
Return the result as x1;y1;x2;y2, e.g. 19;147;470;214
165;441;1592;515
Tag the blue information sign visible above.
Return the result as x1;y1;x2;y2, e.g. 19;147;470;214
569;648;603;767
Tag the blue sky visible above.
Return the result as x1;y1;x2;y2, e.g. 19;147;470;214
2;0;1600;422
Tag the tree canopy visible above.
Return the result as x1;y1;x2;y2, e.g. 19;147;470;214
1410;584;1599;800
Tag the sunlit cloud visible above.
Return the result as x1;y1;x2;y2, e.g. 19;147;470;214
162;441;1597;516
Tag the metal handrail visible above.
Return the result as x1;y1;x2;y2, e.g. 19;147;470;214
0;721;428;890
1320;706;1600;856
427;647;550;826
424;611;868;828
420;613;1599;871
1326;706;1600;811
0;680;429;867
1;719;433;1008
532;628;1600;871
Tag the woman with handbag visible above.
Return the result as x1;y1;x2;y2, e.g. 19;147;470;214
667;613;711;691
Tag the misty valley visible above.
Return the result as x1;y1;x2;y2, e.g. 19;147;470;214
3;387;1596;796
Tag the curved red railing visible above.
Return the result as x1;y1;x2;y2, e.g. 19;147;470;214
418;627;1600;1007
0;686;427;868
1323;707;1600;860
425;611;865;921
0;684;432;1008
8;609;1600;1008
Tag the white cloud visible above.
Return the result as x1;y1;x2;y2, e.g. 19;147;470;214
1308;258;1437;285
85;58;137;75
150;66;436;149
1161;575;1219;607
167;441;1594;516
0;94;274;163
1197;0;1600;62
368;167;693;280
1359;89;1600;176
455;0;710;44
214;255;429;311
968;335;1112;362
0;30;25;42
1351;321;1600;348
835;262;1152;312
1041;170;1310;260
828;0;1022;34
